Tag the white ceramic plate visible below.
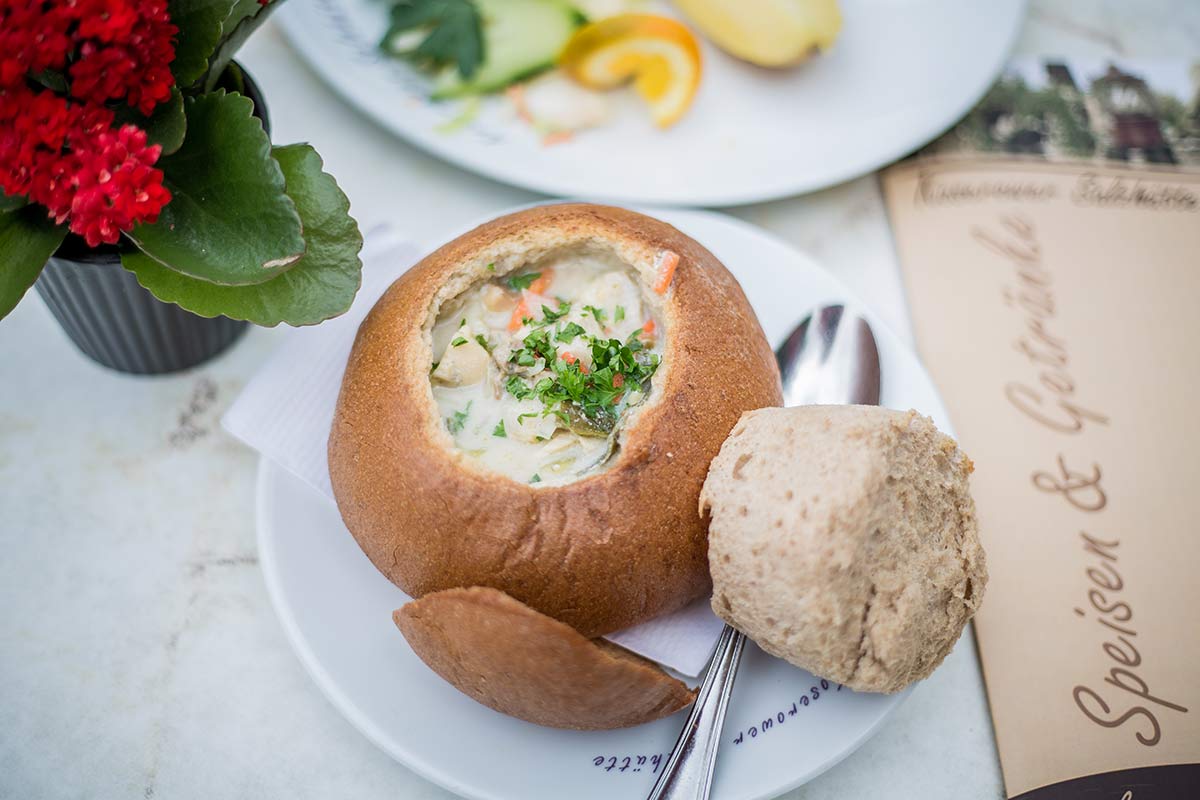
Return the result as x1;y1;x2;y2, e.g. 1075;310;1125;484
276;0;1024;206
257;207;955;799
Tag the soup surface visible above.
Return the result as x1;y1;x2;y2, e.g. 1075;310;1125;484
430;248;664;486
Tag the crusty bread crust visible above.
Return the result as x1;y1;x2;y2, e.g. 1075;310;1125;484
330;203;781;637
395;587;696;729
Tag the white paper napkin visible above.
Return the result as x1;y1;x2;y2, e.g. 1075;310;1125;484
223;228;724;677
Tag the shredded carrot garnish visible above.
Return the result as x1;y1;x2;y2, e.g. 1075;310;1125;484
541;130;574;147
642;319;656;335
508;298;529;332
652;250;679;294
528;269;553;295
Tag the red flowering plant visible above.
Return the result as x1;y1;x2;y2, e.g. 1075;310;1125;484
1;0;362;326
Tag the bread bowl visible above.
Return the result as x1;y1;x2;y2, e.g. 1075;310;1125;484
329;203;781;727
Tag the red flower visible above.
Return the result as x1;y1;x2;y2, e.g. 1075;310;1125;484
27;151;78;223
67;124;171;247
0;85;75;198
0;0;176;244
69;0;178;115
0;1;75;87
74;0;140;43
69;42;138;106
27;89;75;150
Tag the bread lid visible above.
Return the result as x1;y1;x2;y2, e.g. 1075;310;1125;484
394;586;696;729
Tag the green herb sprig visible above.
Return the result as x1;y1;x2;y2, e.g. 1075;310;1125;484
505;271;541;292
446;401;472;434
380;0;484;80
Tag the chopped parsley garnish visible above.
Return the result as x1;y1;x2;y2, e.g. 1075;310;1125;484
485;288;660;439
540;302;570;322
486;263;495;272
430;361;439;374
502;332;660;428
474;333;491;352
505;271;541;292
450;336;467;347
530;473;542;484
492;420;506;437
505;375;534;400
555;322;586;343
446;401;471;434
510;328;556;367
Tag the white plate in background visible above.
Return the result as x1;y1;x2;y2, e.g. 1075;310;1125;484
257;207;955;799
276;0;1026;206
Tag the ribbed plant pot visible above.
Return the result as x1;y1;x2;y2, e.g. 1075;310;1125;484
34;63;270;375
35;248;249;375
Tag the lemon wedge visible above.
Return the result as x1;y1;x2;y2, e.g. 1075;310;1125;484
558;14;702;129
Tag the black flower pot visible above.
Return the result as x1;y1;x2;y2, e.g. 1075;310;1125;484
34;63;270;375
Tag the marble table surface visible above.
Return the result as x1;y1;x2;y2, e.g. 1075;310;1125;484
2;2;1195;798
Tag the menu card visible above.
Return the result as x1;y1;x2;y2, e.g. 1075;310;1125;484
882;58;1200;799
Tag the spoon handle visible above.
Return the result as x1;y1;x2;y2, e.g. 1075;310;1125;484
647;624;746;800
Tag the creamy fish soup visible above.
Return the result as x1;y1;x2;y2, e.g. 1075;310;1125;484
430;248;665;486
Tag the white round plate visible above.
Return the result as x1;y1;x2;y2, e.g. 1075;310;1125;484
257;207;955;799
276;0;1024;206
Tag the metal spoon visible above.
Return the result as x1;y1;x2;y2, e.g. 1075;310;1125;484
646;304;881;800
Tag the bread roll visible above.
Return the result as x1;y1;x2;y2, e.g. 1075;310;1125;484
701;405;986;693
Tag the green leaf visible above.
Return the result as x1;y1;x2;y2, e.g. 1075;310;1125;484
169;0;235;87
221;0;265;37
203;0;283;92
381;0;484;80
0;207;67;320
0;192;28;213
123;144;363;326
127;91;305;287
113;87;186;155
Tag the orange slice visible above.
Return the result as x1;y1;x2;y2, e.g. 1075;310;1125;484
558;14;702;129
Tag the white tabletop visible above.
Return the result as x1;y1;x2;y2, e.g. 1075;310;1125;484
1;2;1193;798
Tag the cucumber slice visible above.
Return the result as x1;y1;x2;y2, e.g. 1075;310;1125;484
431;0;584;99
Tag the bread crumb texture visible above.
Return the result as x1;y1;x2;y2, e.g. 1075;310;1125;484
701;405;986;693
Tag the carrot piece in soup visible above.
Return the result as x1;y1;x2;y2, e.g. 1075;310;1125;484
653;250;679;294
508;298;529;332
